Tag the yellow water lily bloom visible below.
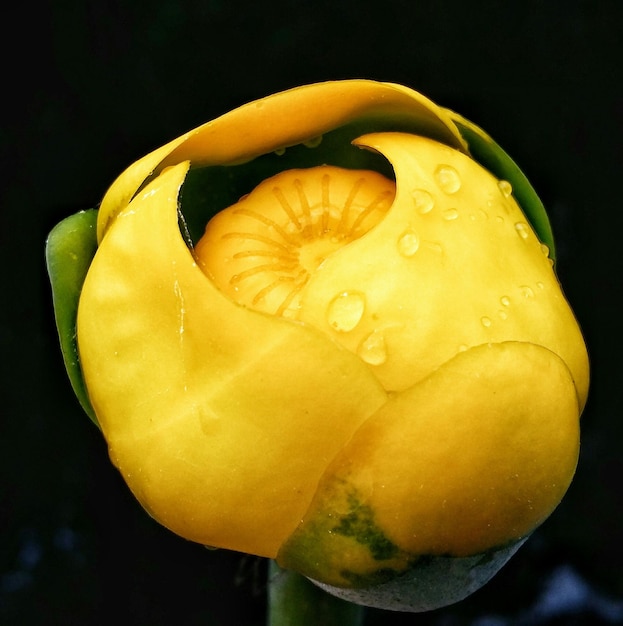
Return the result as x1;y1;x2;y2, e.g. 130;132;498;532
49;80;589;611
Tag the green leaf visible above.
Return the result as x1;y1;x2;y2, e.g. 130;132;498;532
451;114;556;262
45;209;99;426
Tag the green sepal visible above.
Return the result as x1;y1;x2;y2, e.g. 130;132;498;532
45;209;99;427
451;113;556;262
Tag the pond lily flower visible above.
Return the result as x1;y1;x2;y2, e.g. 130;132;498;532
46;80;589;611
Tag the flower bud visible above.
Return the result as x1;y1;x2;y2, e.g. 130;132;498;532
47;80;589;611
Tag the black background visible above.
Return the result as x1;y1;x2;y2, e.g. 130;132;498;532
2;1;622;624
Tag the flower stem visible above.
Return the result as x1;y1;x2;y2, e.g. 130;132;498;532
267;561;365;626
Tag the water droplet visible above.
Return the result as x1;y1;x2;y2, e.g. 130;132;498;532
498;310;508;320
443;208;459;221
358;330;387;365
496;215;504;223
424;241;444;254
458;344;469;352
537;281;545;290
434;165;461;194
470;209;489;221
481;316;492;328
327;292;365;332
398;230;420;257
540;243;550;257
274;147;286;156
303;135;323;148
500;296;511;307
520;285;535;298
412;189;434;214
498;180;513;197
515;222;530;240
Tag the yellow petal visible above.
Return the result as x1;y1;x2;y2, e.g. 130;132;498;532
96;136;190;241
78;162;387;558
161;81;466;168
296;132;589;408
278;342;579;586
97;81;466;242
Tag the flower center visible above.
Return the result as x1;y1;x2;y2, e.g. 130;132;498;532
195;165;395;317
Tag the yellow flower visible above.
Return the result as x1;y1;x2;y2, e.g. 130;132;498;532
47;80;589;611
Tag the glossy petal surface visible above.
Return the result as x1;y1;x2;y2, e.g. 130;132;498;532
77;162;387;557
48;80;590;611
97;81;466;241
296;133;588;406
279;343;579;587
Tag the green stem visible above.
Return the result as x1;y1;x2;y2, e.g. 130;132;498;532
267;561;365;626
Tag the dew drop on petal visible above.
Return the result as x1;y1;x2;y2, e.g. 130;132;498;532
500;296;511;307
303;135;323;148
481;316;492;328
434;165;461;194
540;243;550;257
498;310;508;320
398;230;420;257
424;241;444;254
443;208;459;221
515;222;530;240
327;292;366;332
520;285;535;298
498;180;513;198
412;189;434;214
358;330;387;365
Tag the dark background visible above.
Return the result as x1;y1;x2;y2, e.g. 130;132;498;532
2;1;622;624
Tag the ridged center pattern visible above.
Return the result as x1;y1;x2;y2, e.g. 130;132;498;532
195;166;396;317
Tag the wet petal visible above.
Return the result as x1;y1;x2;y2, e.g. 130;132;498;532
296;132;588;408
78;162;387;558
448;110;556;257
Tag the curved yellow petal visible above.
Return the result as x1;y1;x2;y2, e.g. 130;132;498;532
278;342;580;586
97;81;467;242
78;162;387;558
96;136;191;241
296;132;589;408
161;81;466;168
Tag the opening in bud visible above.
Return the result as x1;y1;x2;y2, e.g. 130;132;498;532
195;166;395;317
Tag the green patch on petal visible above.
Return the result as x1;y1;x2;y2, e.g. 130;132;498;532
332;493;399;561
45;209;99;426
278;484;412;588
314;540;527;612
339;566;411;588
